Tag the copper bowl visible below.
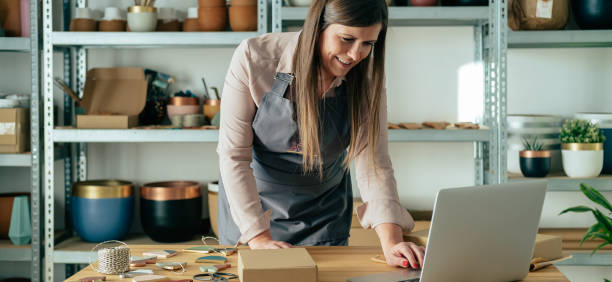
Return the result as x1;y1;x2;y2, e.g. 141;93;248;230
169;96;199;106
140;181;201;201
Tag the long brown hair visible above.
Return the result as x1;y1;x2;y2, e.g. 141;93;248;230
292;0;388;174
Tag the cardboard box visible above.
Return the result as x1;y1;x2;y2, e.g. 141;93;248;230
238;248;317;282
404;229;563;260
76;67;147;129
0;108;29;153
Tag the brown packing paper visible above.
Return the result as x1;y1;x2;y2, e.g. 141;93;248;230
76;67;148;129
508;0;569;31
238;248;317;282
0;108;29;153
404;229;563;261
530;253;572;272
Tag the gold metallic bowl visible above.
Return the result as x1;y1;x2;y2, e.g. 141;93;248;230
169;97;199;106
128;6;157;13
140;181;201;201
72;180;134;199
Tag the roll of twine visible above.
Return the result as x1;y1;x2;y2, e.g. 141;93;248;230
90;240;131;274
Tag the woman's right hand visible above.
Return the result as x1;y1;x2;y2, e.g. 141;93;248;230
247;229;293;249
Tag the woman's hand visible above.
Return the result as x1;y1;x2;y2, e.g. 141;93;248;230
375;223;425;269
247;229;293;249
383;241;425;269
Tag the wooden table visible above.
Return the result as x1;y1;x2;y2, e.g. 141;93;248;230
66;245;569;282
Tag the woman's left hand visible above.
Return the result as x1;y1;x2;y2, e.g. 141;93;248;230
383;241;425;269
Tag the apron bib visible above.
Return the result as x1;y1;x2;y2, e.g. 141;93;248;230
218;72;353;246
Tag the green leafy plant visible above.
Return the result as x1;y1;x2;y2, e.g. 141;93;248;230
522;136;545;151
559;119;606;144
559;183;612;255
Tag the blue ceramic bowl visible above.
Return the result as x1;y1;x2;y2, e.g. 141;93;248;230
71;180;134;242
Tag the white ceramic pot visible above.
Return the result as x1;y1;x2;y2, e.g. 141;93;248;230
127;6;157;32
561;143;604;178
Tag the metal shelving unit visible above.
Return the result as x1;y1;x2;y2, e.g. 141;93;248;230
42;0;268;280
508;30;612;49
51;31;261;48
272;0;506;186
0;0;41;281
0;37;31;51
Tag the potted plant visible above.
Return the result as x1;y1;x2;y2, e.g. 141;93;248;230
519;136;551;177
560;119;606;178
560;183;612;256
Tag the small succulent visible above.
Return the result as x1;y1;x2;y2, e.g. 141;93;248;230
522;136;545;151
559;119;606;144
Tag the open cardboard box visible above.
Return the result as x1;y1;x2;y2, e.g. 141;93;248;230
0;108;29;153
76;67;147;129
238;248;317;282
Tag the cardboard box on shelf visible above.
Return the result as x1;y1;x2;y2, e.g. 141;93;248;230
404;229;563;261
0;108;29;153
238;248;317;282
76;67;147;129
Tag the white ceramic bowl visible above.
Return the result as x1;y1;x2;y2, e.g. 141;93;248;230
562;149;603;178
127;12;157;32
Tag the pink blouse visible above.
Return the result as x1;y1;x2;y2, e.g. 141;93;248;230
217;31;414;244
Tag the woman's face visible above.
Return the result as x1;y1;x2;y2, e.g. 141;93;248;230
318;23;382;80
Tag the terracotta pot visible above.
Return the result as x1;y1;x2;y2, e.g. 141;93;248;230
198;7;228;31
156;19;180;31
183;18;200;31
70;18;97;31
231;0;257;6
229;5;257;31
199;0;227;7
99;20;126;32
410;0;438;6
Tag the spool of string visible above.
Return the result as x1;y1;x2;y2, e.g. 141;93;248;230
90;240;130;274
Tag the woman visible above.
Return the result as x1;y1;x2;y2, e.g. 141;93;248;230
217;0;425;269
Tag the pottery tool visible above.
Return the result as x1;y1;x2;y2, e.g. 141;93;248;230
132;275;168;282
119;269;154;279
143;250;177;259
90;241;130;275
53;78;82;106
184;246;217;254
211;87;220;100
217;248;236;256
199;263;230;273
156;261;188;272
201;78;210;100
130;255;157;266
193;272;238;281
79;277;106;282
195;255;228;263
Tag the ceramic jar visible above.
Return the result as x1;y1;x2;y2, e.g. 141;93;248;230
157;7;180;31
183;7;200;31
99;7;126;32
141;181;202;242
127;6;157;32
572;0;612;30
71;180;134;242
229;1;257;31
70;7;97;31
519;150;551;178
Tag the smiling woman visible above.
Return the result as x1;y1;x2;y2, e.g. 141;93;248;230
216;0;424;271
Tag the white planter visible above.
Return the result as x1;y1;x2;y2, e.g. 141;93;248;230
561;143;604;178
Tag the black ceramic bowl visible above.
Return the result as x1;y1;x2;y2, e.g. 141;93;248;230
519;151;551;178
140;181;202;242
572;0;612;29
441;0;487;6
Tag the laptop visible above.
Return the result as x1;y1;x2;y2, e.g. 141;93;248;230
348;181;547;282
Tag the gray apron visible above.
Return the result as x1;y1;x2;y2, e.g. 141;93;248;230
218;72;353;246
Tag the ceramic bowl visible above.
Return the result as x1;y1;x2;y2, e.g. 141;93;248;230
167;104;200;120
169;96;199;106
572;0;612;29
140;181;202;242
70;18;97;31
198;7;228;31
99;20;127;32
183;18;200;31
229;5;257;31
203;99;220;120
72;180;134;242
127;6;157;32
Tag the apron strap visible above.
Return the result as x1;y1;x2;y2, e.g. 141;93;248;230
271;72;294;98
